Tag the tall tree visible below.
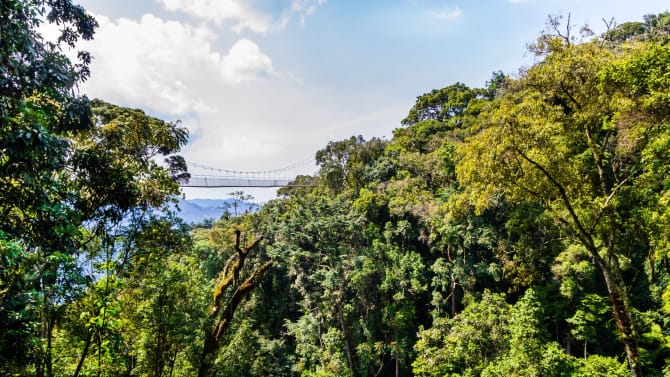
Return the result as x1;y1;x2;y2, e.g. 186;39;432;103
0;1;96;375
315;135;387;196
457;35;670;375
0;3;191;374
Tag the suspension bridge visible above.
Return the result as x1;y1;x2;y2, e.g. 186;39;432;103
181;158;318;188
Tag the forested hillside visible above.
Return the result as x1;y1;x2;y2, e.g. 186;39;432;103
1;1;670;376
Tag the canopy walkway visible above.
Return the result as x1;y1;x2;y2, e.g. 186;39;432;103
181;158;316;188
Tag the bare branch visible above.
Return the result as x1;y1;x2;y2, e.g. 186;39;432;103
199;231;271;377
209;231;263;317
602;17;616;32
550;13;573;45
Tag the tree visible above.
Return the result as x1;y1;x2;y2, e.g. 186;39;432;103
198;230;272;377
603;11;670;42
412;291;511;377
414;289;580;377
227;191;254;216
61;100;189;377
0;1;97;375
126;252;206;377
566;294;611;359
0;3;191;372
315;135;387;195
73;99;189;222
401;82;482;128
277;195;366;376
457;36;670;375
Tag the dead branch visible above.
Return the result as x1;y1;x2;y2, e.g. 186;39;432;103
209;230;262;316
198;231;271;377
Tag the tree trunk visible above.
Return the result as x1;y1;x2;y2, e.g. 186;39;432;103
450;272;457;317
46;309;53;377
595;256;641;377
337;303;355;375
73;330;93;377
447;245;456;317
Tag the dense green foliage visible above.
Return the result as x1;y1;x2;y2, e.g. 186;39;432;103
2;2;670;376
0;2;191;375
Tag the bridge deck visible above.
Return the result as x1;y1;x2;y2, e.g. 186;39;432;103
182;175;295;188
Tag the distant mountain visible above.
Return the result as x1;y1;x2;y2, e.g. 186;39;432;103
174;198;260;224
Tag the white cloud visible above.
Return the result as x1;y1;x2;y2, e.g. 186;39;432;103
155;0;327;32
56;9;339;193
428;7;463;21
222;39;274;83
203;135;281;161
78;14;274;115
178;75;400;177
290;0;328;25
156;0;272;33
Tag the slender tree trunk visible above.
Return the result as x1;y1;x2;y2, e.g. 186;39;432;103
167;348;177;377
446;245;456;317
37;268;56;377
337;302;355;375
96;329;102;377
46;307;53;377
97;246;113;377
123;354;135;377
450;272;457;317
595;254;641;377
73;330;93;377
36;361;44;377
589;128;642;376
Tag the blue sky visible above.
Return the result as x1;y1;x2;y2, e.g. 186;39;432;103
71;0;669;201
